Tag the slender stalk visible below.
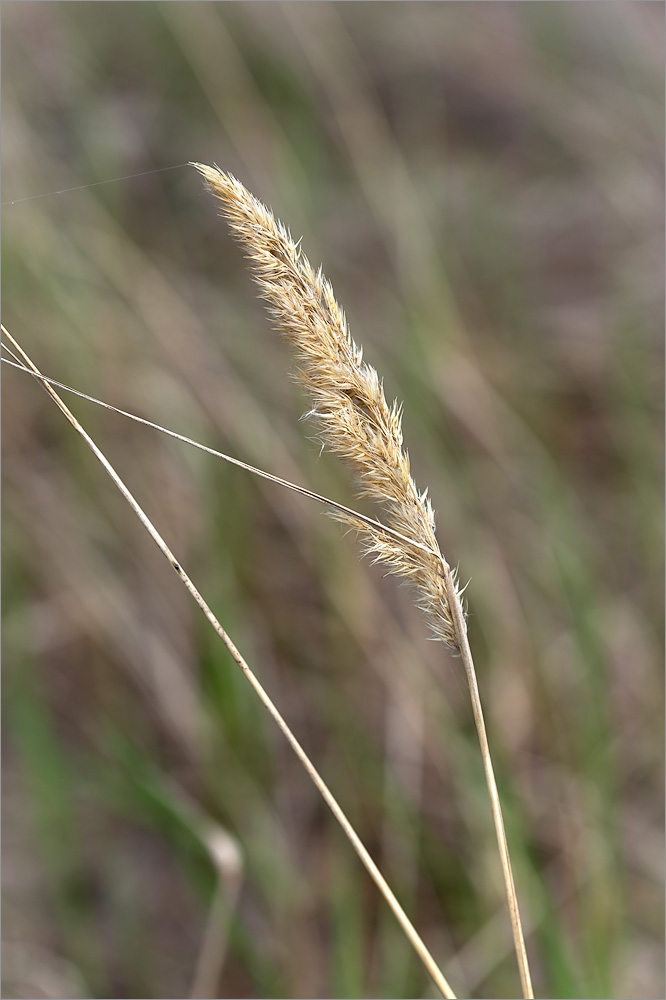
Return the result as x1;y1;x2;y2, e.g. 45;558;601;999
2;323;456;1000
189;878;240;1000
188;822;242;1000
442;561;533;999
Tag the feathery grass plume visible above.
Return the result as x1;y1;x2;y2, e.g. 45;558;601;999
192;162;462;649
193;163;534;999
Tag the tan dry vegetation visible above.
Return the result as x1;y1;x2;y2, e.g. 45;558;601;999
2;3;663;999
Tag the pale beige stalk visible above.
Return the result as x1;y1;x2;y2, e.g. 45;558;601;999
2;323;456;1000
193;163;533;999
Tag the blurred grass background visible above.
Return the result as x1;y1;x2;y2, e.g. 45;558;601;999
2;2;664;998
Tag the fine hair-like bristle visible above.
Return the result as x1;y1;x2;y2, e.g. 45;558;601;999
192;162;464;649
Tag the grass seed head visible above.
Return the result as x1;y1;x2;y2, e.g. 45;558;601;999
193;162;464;649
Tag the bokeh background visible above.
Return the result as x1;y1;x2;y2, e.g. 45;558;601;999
2;3;664;998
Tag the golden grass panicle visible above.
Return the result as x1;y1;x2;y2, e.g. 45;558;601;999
191;162;463;649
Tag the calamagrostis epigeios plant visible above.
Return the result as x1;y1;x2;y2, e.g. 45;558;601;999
193;162;533;999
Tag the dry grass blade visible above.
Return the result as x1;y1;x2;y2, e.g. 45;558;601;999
1;323;456;1000
193;163;534;998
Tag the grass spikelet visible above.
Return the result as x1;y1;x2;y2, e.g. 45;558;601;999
192;161;461;649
